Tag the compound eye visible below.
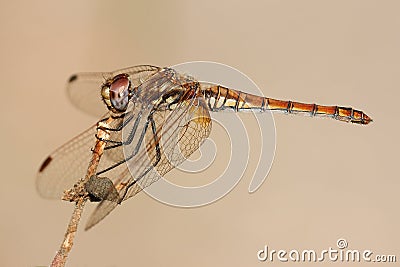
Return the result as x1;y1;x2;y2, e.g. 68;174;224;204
109;74;131;111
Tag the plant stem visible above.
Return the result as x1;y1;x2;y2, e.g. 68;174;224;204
50;117;113;267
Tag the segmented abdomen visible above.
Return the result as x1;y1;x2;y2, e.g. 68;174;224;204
202;85;372;124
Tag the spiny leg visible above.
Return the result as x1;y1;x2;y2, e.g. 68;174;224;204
121;114;162;200
96;115;150;176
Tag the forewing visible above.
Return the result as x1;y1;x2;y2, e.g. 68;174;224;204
125;96;212;198
85;94;212;230
36;124;98;199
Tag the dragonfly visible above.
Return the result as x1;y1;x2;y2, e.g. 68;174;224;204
37;65;372;230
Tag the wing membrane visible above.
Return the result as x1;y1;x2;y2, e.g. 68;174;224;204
39;66;212;230
85;79;211;229
36;124;98;199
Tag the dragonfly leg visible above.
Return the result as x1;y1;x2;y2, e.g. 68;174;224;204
121;114;162;200
96;113;134;133
96;116;150;175
102;111;143;150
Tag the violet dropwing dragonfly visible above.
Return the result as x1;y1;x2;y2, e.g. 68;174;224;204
37;65;372;230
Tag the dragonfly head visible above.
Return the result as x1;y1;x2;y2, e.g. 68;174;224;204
101;73;132;113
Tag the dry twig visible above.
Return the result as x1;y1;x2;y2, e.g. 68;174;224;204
50;117;113;267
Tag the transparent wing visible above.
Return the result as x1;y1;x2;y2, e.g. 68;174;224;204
36;113;135;199
36;124;98;199
125;96;212;198
40;67;212;230
67;65;161;117
85;89;212;230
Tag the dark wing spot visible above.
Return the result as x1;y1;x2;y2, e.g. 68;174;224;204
39;156;52;172
68;74;78;83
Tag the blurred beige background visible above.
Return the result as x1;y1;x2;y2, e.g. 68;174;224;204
0;0;398;266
